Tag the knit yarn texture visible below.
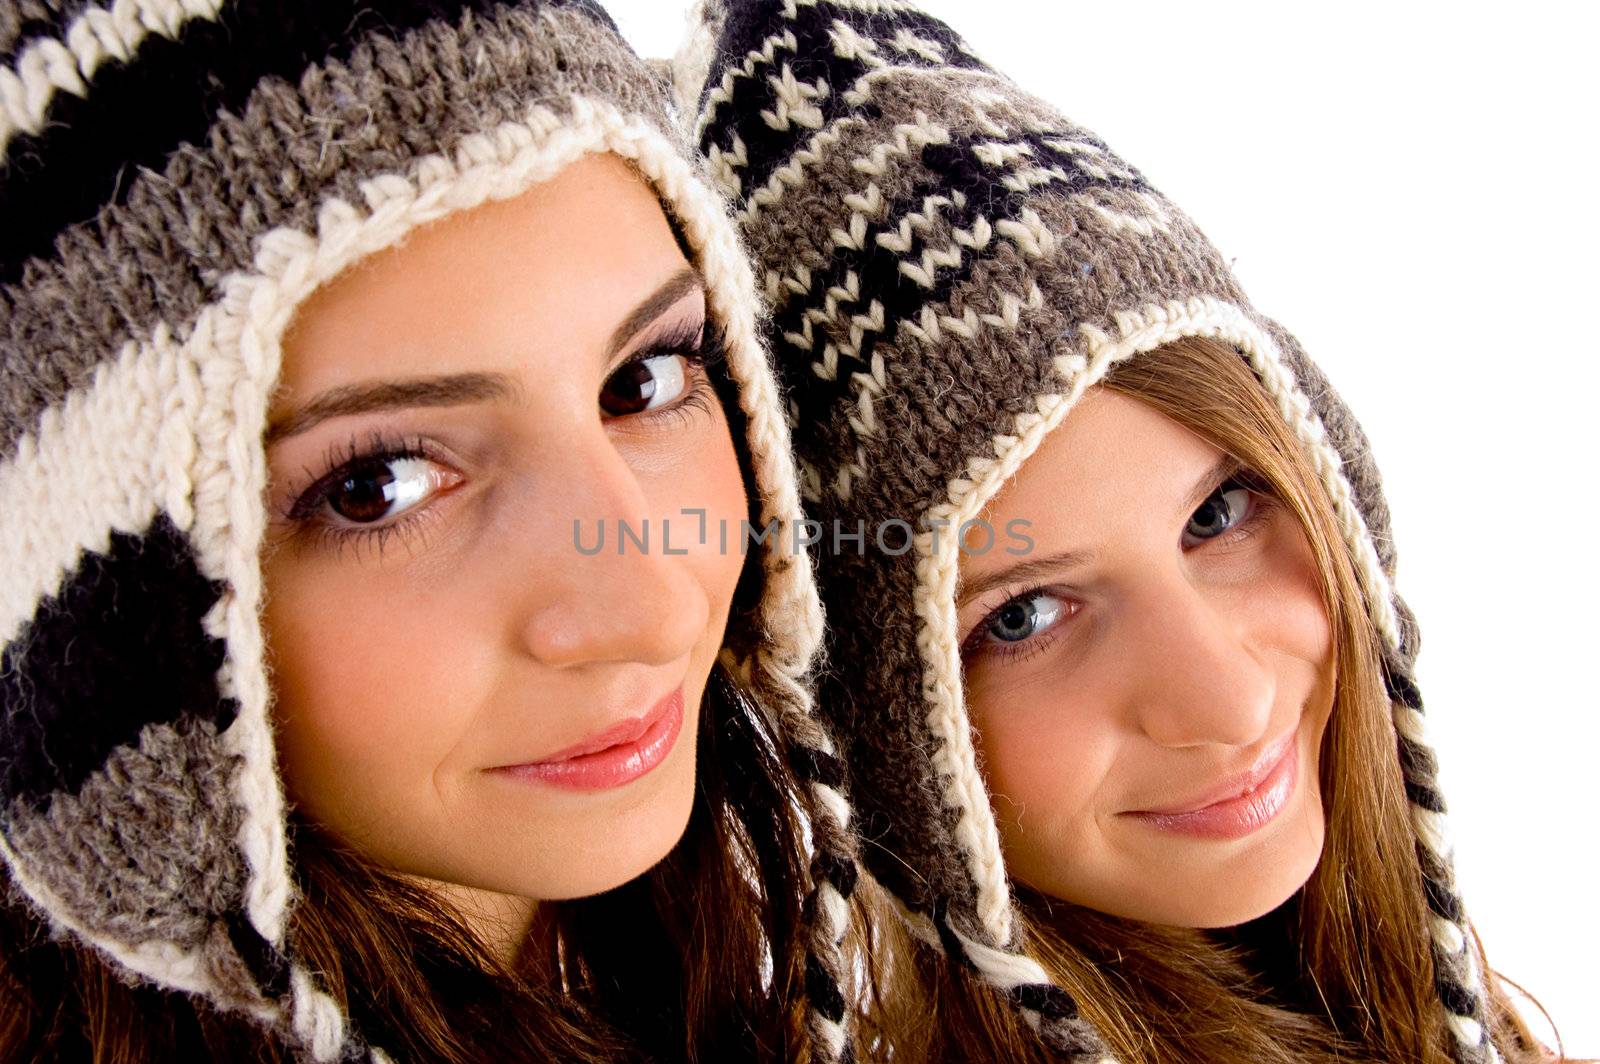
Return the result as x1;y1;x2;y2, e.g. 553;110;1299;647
0;1;856;1060
678;1;1500;1061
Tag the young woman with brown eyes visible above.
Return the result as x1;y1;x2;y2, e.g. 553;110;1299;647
0;2;862;1060
680;0;1572;1060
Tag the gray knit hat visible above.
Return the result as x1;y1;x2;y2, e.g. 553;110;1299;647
0;1;858;1059
677;1;1500;1061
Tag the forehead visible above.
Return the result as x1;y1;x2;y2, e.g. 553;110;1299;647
976;387;1222;532
273;152;692;404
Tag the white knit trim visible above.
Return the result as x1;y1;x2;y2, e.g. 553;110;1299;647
199;91;819;939
911;372;1106;947
658;141;828;687
0;0;225;152
2;91;825;1041
290;964;347;1062
910;293;1406;948
668;0;723;128
1073;296;1404;651
909;292;1491;1054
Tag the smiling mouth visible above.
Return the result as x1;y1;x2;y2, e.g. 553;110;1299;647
490;685;685;792
1122;731;1300;841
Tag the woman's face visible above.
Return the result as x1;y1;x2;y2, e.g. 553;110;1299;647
261;154;746;921
958;386;1335;927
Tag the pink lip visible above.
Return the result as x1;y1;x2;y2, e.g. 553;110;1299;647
1123;731;1299;841
491;685;684;792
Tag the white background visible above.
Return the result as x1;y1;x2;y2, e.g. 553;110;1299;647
606;2;1599;1052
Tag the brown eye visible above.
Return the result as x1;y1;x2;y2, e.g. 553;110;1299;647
326;457;450;524
600;354;689;416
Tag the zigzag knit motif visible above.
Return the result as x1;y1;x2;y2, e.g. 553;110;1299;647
681;1;1503;1061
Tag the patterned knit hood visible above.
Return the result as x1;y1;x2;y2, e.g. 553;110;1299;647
0;1;858;1059
676;1;1500;1061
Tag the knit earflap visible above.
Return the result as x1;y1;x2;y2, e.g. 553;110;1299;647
0;1;855;1059
677;1;1503;1061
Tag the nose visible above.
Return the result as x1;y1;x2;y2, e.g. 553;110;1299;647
511;430;710;671
1120;574;1275;749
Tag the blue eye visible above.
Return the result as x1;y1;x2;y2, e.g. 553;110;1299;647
984;591;1069;645
1183;482;1254;544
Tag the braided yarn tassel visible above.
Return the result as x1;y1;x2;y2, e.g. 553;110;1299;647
1387;670;1503;1064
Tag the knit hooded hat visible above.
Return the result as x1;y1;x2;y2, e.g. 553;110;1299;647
0;1;859;1059
676;1;1500;1061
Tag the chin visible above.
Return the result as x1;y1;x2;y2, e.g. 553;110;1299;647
525;741;702;901
1172;875;1309;928
1154;827;1325;929
1030;809;1327;929
540;793;698;899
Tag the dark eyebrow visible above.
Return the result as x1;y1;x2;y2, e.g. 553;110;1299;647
954;456;1243;611
266;373;516;444
606;266;706;360
266;267;708;445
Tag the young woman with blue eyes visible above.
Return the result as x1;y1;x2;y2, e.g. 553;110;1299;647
0;2;863;1060
681;0;1566;1060
958;343;1341;934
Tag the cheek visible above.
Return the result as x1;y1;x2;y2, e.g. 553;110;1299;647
970;677;1115;848
261;558;482;818
1255;522;1336;683
638;404;749;626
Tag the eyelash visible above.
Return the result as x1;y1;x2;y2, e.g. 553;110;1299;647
611;320;725;420
281;327;726;559
1203;472;1276;547
280;432;449;560
962;479;1280;666
629;361;717;430
962;601;1072;667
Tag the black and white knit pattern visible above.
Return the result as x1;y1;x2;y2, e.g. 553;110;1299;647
678;1;1504;1061
1;1;859;1059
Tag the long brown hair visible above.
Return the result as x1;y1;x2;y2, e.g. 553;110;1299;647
0;661;827;1062
873;335;1563;1064
0;340;834;1062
